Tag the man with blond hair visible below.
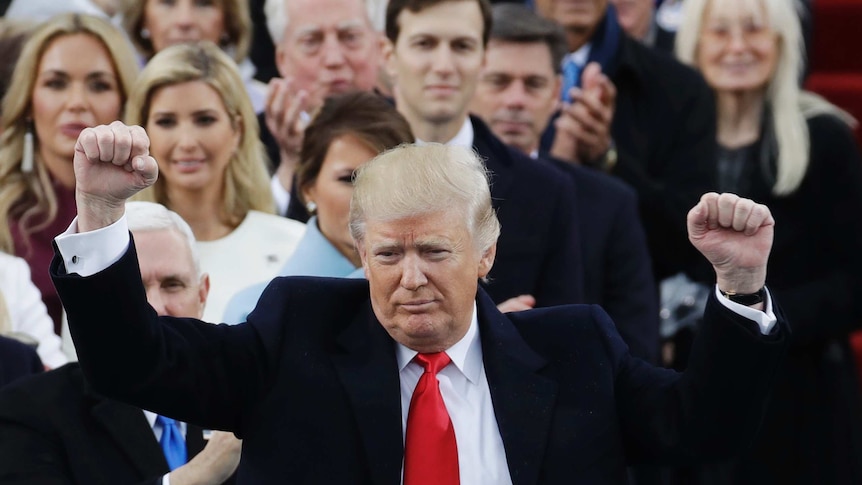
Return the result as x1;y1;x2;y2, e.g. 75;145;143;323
50;121;788;482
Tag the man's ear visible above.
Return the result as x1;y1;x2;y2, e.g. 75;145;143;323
478;243;496;278
275;41;290;78
383;38;398;80
198;273;211;316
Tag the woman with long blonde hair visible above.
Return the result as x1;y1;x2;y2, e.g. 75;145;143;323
126;42;305;322
0;14;138;332
676;0;862;481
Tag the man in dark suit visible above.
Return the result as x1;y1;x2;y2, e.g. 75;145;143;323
0;202;241;485
55;122;785;483
0;336;42;389
536;0;718;283
610;0;676;53
383;0;583;308
470;3;659;362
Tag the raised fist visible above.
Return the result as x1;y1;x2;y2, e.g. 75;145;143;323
687;192;775;294
73;121;158;232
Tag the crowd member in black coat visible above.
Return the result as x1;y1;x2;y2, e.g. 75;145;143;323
384;0;584;308
469;3;659;361
536;0;717;284
610;0;676;53
0;364;238;485
0;336;41;389
0;202;240;485
676;0;862;482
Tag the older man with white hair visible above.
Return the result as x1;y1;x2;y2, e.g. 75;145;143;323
261;0;385;217
0;201;241;485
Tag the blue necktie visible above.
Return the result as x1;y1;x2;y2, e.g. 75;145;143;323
561;57;582;103
156;415;187;471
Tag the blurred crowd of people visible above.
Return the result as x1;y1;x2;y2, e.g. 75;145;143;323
0;0;859;483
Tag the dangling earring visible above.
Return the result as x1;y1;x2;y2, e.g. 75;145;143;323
141;28;151;39
21;122;34;173
306;201;317;214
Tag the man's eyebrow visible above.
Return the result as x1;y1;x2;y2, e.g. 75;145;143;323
336;20;366;30
294;25;323;37
370;241;400;252
295;19;366;37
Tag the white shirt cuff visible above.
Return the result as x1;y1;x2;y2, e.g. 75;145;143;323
713;285;777;335
163;474;171;485
54;216;130;277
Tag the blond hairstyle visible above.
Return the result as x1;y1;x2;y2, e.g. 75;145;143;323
125;42;274;226
349;143;500;253
675;0;853;195
0;14;139;253
122;0;252;62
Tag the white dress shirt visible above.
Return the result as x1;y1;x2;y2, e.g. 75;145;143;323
416;117;474;147
396;303;513;484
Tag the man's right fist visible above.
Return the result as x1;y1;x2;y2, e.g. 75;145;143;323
73;121;159;232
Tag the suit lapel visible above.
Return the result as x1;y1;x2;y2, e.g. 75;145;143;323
332;302;404;485
90;398;169;477
478;290;558;485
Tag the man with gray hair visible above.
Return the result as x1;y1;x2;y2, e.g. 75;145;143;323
0;201;241;485
470;3;659;362
261;0;384;216
50;122;788;482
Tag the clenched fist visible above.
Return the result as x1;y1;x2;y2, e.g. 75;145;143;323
73;121;158;232
687;192;775;295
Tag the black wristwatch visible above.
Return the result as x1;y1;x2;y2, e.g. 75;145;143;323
719;287;765;306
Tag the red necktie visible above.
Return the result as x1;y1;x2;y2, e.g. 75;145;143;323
403;352;459;485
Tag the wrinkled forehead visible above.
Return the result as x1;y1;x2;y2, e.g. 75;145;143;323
286;0;372;31
133;228;199;277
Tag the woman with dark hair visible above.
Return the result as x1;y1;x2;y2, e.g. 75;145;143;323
224;91;415;324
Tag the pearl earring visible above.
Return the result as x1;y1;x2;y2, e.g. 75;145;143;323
21;123;34;173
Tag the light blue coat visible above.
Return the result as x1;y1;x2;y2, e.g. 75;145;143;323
223;217;364;324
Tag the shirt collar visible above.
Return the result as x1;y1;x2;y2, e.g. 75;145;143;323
416;117;475;148
564;42;592;68
395;301;483;384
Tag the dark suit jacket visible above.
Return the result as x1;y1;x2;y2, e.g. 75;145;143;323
53;241;787;484
471;116;584;306
0;336;42;389
0;363;230;485
543;31;717;283
550;159;660;363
